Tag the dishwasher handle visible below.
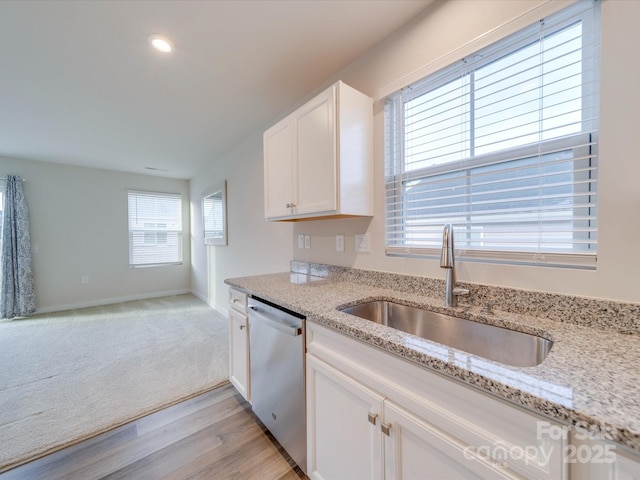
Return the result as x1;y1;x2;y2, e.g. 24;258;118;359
248;305;302;337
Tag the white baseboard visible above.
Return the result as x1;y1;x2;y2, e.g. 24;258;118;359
191;289;212;307
35;289;192;314
190;290;229;317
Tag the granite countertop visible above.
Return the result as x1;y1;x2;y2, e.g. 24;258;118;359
225;271;640;454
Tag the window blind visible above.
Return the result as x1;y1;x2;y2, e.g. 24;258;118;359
128;190;183;267
385;1;600;268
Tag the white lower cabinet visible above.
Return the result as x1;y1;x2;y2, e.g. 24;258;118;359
615;453;640;480
383;400;515;479
308;354;515;480
307;355;383;479
569;434;640;480
306;322;567;480
228;288;250;402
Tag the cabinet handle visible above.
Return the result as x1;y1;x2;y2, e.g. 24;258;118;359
286;202;296;208
239;325;245;330
368;412;378;426
381;423;391;436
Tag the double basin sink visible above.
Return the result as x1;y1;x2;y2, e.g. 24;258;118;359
340;300;552;367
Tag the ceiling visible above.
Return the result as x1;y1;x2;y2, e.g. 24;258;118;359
0;0;430;179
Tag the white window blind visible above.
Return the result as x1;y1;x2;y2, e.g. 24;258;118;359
128;190;183;267
385;1;600;269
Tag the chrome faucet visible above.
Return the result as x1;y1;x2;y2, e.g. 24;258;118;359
440;224;469;307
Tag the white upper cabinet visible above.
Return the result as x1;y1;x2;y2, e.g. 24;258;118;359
294;86;336;217
263;81;373;221
263;117;295;220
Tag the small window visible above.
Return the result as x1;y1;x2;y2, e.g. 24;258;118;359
128;191;182;267
384;1;600;268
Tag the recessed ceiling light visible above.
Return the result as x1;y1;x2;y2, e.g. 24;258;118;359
148;35;174;53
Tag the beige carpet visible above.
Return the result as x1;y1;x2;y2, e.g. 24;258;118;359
0;294;229;472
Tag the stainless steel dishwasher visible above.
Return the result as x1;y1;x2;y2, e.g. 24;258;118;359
247;296;306;473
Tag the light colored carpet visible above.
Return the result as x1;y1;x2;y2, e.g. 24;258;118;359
0;294;229;472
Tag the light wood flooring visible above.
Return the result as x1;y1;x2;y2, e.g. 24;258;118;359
0;382;306;480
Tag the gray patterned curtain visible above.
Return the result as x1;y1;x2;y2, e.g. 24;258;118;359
1;176;35;319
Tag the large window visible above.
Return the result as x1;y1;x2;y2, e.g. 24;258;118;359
128;190;183;267
385;1;600;268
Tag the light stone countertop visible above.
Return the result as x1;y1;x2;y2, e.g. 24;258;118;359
225;271;640;454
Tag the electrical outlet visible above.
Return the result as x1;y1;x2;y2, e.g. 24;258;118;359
355;233;371;253
81;275;90;285
336;234;345;252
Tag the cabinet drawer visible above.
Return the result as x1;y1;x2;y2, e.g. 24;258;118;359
229;288;247;314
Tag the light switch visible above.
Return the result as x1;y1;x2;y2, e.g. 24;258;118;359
336;234;345;252
304;235;311;249
297;234;304;249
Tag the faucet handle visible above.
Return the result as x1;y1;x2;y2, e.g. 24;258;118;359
452;287;470;297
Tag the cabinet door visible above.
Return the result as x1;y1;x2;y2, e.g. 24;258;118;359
383;401;518;480
229;309;250;401
569;435;640;480
306;355;383;480
617;454;640;479
264;117;295;219
295;85;337;216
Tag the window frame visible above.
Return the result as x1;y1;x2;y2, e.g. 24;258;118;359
384;1;600;269
127;190;183;268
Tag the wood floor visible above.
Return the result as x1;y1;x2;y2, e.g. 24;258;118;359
0;382;306;480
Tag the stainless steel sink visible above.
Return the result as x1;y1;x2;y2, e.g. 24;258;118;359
340;301;552;367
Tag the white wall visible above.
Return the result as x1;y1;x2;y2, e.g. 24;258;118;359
190;132;293;312
194;0;640;306
0;156;191;312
